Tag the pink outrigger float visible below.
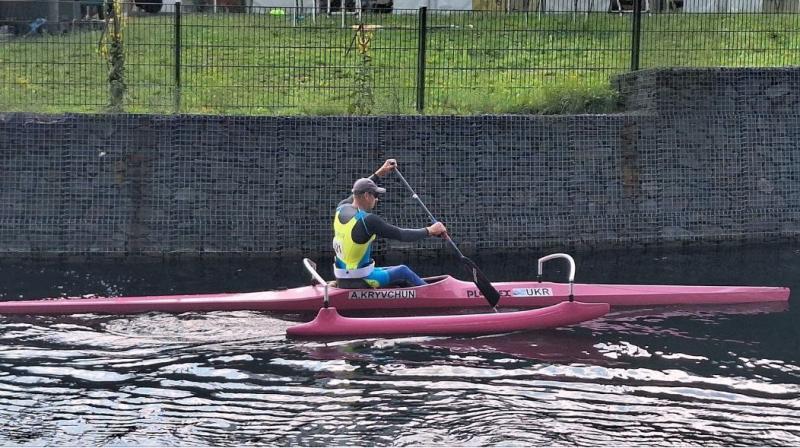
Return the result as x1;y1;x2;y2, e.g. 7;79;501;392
287;302;610;338
288;257;610;337
0;253;788;316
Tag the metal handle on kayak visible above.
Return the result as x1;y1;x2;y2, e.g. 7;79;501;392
303;258;330;308
537;253;576;302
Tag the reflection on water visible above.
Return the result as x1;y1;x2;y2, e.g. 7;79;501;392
0;245;798;445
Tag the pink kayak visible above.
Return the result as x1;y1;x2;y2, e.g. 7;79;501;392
0;276;788;316
0;255;789;316
286;301;611;338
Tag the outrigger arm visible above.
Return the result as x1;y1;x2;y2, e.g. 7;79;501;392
537;253;576;302
303;258;330;308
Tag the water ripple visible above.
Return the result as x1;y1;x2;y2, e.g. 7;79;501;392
0;300;798;445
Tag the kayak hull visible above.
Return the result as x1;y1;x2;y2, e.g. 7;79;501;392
0;276;789;315
286;301;611;338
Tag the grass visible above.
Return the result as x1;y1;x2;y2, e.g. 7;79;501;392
0;10;799;115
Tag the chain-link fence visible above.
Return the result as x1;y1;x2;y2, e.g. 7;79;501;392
1;0;798;114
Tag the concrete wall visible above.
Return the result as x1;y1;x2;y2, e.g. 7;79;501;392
1;67;798;257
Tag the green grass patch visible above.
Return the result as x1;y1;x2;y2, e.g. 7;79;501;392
0;10;798;115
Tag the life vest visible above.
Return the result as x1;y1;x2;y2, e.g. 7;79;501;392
332;205;376;278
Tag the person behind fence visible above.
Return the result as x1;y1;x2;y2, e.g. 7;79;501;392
333;159;447;289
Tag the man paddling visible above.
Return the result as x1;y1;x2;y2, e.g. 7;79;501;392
333;159;447;288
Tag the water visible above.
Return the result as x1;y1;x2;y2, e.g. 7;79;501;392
0;245;798;446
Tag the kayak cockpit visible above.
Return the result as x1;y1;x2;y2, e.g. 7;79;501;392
303;258;450;292
419;275;450;285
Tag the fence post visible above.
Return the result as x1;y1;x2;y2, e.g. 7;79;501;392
630;0;641;71
174;0;182;113
416;7;427;113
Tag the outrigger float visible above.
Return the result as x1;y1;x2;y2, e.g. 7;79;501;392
0;254;789;338
287;257;610;338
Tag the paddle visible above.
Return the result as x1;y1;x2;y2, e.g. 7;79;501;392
393;168;501;309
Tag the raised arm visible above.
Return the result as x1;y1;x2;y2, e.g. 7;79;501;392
338;159;397;206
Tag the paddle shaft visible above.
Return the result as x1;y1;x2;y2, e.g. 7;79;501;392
392;167;501;309
392;169;463;256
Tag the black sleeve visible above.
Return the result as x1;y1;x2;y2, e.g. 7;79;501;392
338;173;380;206
362;214;429;243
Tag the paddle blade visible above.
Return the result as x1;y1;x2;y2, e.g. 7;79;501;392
460;256;501;308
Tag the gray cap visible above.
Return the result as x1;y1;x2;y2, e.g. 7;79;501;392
352;178;386;195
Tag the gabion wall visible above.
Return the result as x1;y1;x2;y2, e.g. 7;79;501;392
1;68;797;257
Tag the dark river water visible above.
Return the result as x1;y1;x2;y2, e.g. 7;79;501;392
0;244;798;446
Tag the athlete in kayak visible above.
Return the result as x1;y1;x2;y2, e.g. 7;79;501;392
333;159;447;288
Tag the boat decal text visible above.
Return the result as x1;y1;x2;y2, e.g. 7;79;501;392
466;288;553;298
348;290;417;299
511;287;553;297
467;289;512;298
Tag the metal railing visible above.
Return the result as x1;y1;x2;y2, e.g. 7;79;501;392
1;0;798;114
